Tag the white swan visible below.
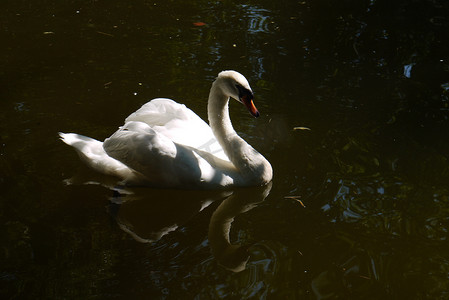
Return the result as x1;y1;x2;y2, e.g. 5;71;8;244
59;70;273;189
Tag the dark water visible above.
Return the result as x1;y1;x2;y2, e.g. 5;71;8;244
2;0;449;298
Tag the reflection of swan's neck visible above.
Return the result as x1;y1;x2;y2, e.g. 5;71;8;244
207;82;272;186
208;193;250;272
208;184;272;272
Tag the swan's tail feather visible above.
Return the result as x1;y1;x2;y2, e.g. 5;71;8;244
59;132;145;184
59;132;95;147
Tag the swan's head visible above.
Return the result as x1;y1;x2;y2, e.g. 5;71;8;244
216;70;260;118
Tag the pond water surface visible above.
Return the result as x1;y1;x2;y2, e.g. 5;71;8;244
2;0;449;299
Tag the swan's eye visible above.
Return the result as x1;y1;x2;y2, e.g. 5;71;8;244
235;84;253;100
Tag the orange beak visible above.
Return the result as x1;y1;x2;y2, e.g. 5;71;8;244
241;95;260;118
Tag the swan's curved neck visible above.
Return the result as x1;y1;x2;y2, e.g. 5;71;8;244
207;82;272;186
207;83;236;143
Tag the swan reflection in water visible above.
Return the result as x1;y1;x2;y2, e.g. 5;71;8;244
208;183;272;272
107;183;272;272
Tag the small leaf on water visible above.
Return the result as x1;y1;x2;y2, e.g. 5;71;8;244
293;126;311;131
284;196;306;208
193;22;206;27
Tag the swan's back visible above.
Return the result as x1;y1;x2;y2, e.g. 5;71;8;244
124;98;228;161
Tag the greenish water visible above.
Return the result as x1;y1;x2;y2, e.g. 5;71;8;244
1;0;449;298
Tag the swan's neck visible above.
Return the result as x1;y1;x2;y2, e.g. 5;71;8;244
207;85;236;146
207;83;272;186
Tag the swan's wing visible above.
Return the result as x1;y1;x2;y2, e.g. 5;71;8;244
59;132;137;178
125;98;195;128
103;121;207;188
125;98;228;161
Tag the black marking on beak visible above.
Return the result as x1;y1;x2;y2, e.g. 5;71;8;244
236;84;254;101
236;85;259;117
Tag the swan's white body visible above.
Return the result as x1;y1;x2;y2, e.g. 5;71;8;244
60;71;272;189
